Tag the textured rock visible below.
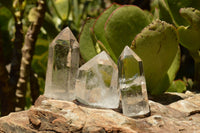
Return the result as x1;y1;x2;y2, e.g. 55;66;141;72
0;92;200;132
0;111;37;133
169;100;200;115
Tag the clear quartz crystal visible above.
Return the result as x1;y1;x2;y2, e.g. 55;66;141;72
118;46;150;117
44;27;79;101
75;51;119;108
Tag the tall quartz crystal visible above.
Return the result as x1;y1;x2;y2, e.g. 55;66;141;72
44;27;79;101
75;51;119;108
118;46;150;117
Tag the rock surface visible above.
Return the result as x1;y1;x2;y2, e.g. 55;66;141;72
0;91;200;133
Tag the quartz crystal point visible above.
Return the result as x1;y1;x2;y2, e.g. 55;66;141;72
118;46;150;117
44;27;79;101
75;51;119;108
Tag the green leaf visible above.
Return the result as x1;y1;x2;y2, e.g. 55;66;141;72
93;4;120;62
151;0;174;25
32;38;49;77
165;0;200;26
178;8;200;51
132;20;179;95
72;0;80;27
167;80;187;93
144;10;154;22
43;13;60;39
152;46;181;94
151;0;200;26
79;18;97;62
105;5;151;58
166;47;181;85
51;0;71;21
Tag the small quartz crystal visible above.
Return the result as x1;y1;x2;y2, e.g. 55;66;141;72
118;46;150;117
44;27;79;101
75;51;119;108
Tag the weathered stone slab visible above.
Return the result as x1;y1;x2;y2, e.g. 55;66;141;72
0;93;200;132
0;111;37;133
169;100;200;115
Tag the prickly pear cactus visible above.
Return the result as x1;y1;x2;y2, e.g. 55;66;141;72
93;4;120;62
131;20;179;94
151;0;200;26
178;8;200;88
105;5;152;58
178;8;200;52
151;0;200;90
79;18;97;61
79;4;179;95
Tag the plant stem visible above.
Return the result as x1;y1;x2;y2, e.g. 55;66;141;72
2;0;25;115
194;60;200;89
16;0;46;111
190;50;200;90
30;70;40;104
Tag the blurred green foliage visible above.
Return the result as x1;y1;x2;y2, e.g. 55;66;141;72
150;0;200;91
33;0;105;93
167;80;187;93
0;0;199;112
0;6;13;64
79;0;200;94
0;0;105;110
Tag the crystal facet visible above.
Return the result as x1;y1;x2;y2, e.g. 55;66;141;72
75;51;119;108
44;27;79;101
118;46;150;117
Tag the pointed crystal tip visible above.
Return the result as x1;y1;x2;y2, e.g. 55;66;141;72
44;27;80;101
118;46;144;78
75;51;119;108
118;46;150;118
120;46;142;62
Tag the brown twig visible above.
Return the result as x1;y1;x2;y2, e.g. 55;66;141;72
30;70;40;104
1;0;25;116
15;0;46;111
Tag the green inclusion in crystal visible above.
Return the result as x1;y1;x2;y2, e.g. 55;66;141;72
53;39;70;70
85;64;113;90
